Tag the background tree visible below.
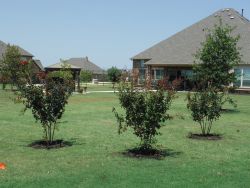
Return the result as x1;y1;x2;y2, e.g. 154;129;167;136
107;66;122;88
194;20;241;90
113;83;175;151
0;45;26;89
0;45;34;90
80;70;93;84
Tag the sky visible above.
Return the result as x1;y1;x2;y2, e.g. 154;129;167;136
0;0;249;69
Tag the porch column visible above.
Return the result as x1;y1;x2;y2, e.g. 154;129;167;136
164;67;168;78
146;65;152;88
147;65;152;81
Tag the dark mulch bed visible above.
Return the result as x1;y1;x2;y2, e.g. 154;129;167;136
188;133;222;140
28;139;73;149
122;147;182;160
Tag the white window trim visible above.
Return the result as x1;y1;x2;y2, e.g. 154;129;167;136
234;67;250;88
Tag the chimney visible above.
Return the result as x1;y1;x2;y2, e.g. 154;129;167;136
86;56;88;61
242;9;244;17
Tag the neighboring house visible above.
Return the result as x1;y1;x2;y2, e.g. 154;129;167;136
0;40;44;74
131;8;250;89
46;57;105;80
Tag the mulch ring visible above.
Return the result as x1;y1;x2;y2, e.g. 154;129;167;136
122;147;181;160
188;133;222;140
28;140;72;149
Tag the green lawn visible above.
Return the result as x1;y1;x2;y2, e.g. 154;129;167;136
0;90;250;188
81;83;115;92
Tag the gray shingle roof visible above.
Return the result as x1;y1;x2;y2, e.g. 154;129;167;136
0;40;33;59
46;62;81;69
33;59;44;71
48;57;104;74
132;8;250;65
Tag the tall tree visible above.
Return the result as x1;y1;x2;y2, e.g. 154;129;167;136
194;19;241;90
0;44;33;89
0;45;21;89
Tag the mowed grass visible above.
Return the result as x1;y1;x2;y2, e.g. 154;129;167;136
0;90;250;188
80;83;115;92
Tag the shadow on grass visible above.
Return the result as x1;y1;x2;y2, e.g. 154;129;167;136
121;147;182;160
27;138;85;150
221;108;240;114
57;120;69;124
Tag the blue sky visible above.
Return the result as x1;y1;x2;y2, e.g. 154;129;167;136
0;0;249;69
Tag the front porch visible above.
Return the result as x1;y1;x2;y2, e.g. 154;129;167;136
136;65;193;90
135;64;250;91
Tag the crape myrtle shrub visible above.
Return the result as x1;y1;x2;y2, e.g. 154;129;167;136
18;62;74;146
187;87;224;136
186;20;242;136
20;76;74;145
113;82;175;149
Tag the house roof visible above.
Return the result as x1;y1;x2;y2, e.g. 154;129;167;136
45;62;81;70
33;59;44;71
132;8;250;65
48;57;104;74
0;40;33;59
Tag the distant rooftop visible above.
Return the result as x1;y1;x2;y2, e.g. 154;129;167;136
46;62;81;69
46;57;104;74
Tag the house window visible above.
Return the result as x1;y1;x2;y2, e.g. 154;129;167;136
181;70;193;79
140;60;145;68
233;67;250;87
234;68;242;87
243;68;250;87
154;69;164;80
139;69;145;80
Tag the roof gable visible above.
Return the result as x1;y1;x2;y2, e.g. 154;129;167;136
33;59;44;71
132;8;250;65
0;40;33;59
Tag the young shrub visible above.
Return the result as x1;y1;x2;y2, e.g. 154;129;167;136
113;83;175;150
21;77;73;146
187;87;224;136
16;62;74;147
